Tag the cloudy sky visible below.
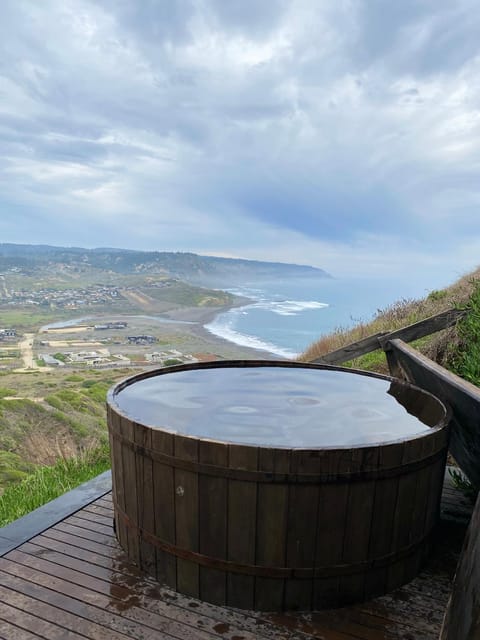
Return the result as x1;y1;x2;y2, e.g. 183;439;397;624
1;0;480;287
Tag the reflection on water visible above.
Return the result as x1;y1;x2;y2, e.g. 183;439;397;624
113;367;435;447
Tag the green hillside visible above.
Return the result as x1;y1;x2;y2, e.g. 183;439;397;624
0;373;118;468
0;243;330;282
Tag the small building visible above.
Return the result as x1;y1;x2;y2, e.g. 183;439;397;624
127;335;156;345
94;322;127;330
68;351;100;363
39;354;65;367
88;358;110;367
145;352;164;363
113;354;131;362
0;328;17;340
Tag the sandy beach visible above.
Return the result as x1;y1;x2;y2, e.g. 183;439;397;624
36;302;282;362
156;303;282;360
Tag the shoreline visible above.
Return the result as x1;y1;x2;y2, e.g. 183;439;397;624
162;302;284;360
36;301;285;362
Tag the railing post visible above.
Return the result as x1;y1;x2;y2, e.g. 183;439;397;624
440;492;480;640
383;341;407;380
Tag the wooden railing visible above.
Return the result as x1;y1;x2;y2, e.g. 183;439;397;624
308;306;480;640
385;338;480;489
383;336;480;640
386;337;480;640
310;308;465;365
440;493;480;640
309;306;479;486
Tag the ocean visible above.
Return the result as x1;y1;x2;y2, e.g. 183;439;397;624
205;275;436;358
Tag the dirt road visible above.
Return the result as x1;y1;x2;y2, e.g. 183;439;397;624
18;333;39;369
0;275;10;299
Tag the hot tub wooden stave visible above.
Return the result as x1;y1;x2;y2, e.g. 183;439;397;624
107;361;450;611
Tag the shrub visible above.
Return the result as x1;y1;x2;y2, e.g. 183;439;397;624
0;451;35;487
427;289;447;302
0;388;16;399
82;381;109;402
448;283;480;386
65;375;84;382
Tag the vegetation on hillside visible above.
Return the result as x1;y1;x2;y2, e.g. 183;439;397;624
0;443;110;526
0;369;129;491
0;243;329;280
0;367;125;525
447;283;480;386
142;280;236;306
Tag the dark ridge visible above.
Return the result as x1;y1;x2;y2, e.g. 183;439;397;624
0;243;331;284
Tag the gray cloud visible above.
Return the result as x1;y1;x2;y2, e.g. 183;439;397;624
0;0;479;283
351;1;480;75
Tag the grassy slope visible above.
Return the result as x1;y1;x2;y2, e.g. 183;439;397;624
0;367;136;525
0;443;110;526
0;369;133;489
0;272;239;331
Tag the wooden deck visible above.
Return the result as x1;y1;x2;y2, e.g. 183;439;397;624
0;471;473;640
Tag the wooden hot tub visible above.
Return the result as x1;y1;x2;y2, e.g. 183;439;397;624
107;360;450;611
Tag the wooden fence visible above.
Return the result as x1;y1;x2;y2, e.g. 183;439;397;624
308;306;480;640
385;338;480;489
440;492;480;640
309;306;479;486
311;308;465;365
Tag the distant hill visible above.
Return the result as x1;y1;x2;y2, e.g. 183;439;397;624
0;244;331;284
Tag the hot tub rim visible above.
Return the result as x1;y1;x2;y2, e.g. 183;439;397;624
106;359;451;452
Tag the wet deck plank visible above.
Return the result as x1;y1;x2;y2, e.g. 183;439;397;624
0;472;473;640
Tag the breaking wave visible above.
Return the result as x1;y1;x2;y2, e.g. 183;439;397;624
205;309;299;359
251;299;328;316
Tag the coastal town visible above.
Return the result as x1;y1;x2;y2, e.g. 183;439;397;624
0;275;122;310
0;281;260;371
0;318;224;372
0;263;263;372
0;278;185;311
